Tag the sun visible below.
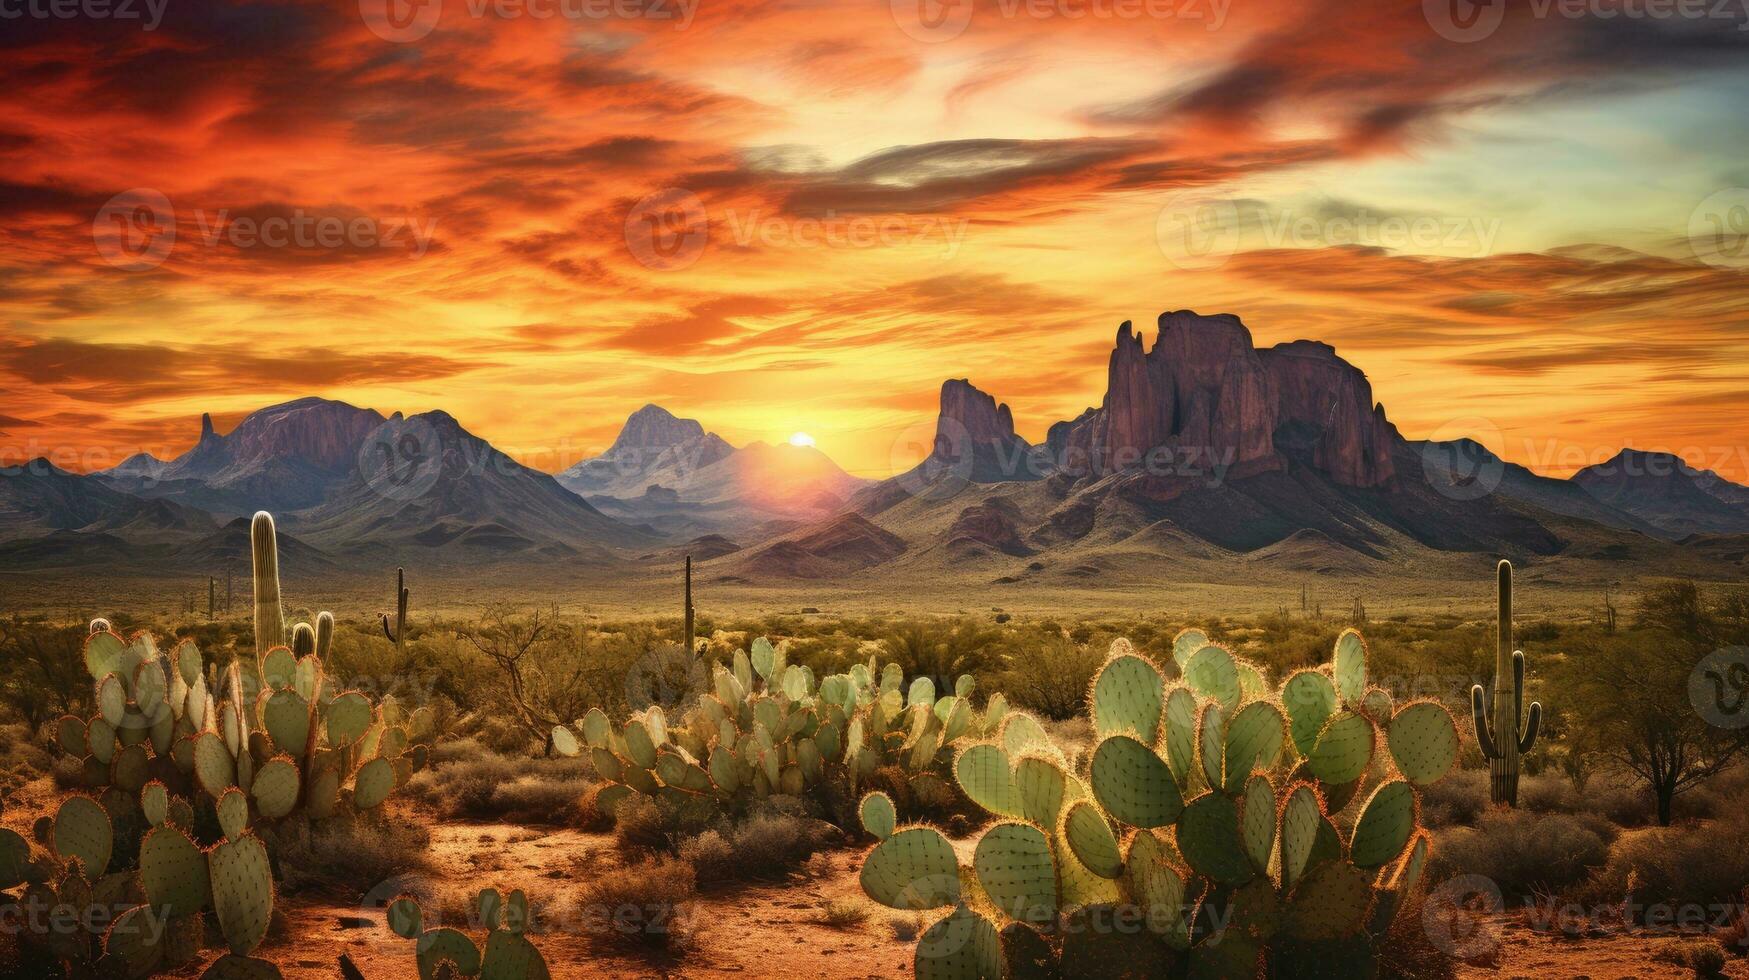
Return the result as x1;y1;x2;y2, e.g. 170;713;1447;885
788;432;815;448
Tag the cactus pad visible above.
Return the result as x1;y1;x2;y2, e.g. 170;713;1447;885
1091;651;1164;742
972;822;1057;923
1183;645;1242;712
1282;671;1338;759
1059;803;1119;883
193;732;234;797
1163;687;1197;786
1089;735;1182;828
355;756;395;810
999;713;1050;758
85;629;126;680
54;795;113;879
325;692;374;747
98;674;127;727
141;824;211;918
251;757;300;820
1308;712;1373;786
200;954;286;980
1171;628;1209;668
1332;630;1367;706
1349;780;1415;869
1176;791;1252;885
954;743;1021;817
860;827;961;910
860;792;896;841
1197;702;1225;790
482;927;551;980
388;896;423;938
1012;755;1069;828
1223;701;1286;794
1278;785;1322;889
1285;860;1372;940
1386;702;1459;786
1240;774;1276;872
209;834;273;955
141;781;168;827
915;904;1001;980
216;788;248;841
0;828;32;890
416;927;482;980
104;904;166;976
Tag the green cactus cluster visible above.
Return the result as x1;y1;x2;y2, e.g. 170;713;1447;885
386;888;551;980
553;637;1005;826
858;629;1461;979
1;510;432;979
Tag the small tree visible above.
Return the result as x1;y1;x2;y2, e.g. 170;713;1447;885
1568;626;1748;825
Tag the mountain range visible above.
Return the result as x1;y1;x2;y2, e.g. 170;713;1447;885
4;310;1747;588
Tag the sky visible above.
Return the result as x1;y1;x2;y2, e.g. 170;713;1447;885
2;0;1747;481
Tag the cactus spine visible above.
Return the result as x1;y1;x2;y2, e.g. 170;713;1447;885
1471;559;1542;807
250;512;284;663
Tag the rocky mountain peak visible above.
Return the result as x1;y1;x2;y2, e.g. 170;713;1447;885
609;404;709;454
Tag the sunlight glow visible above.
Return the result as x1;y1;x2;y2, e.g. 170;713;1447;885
789;432;816;448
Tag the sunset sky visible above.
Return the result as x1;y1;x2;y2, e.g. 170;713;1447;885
2;0;1747;480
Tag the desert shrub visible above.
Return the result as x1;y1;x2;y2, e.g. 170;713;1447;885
1431;809;1609;899
1420;768;1489;828
271;816;432;895
680;811;839;886
879;618;1003;691
1719;898;1749;957
0;618;88;728
406;745;592;823
1654;938;1728;977
1577;811;1749;918
612;793;717;856
1377;889;1457;980
997;633;1105;720
577;855;697;952
817;899;868;929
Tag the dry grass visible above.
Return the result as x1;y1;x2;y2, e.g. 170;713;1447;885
1431;809;1609;899
272;814;432;895
1654;938;1728;977
680;811;840;886
1575;810;1749;918
405;739;594;824
817;899;869;929
576;855;698;953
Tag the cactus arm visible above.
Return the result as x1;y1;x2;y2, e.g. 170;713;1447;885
250;512;285;662
380;614;396;644
1470;685;1501;760
1511;650;1526;721
1518;701;1541;755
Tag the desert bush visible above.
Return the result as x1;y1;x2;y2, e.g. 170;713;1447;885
1654;938;1728;977
680;810;839;886
612;792;718;855
817;899;868;929
577;855;697;952
997;633;1104;720
271;816;433;895
1431;809;1609;899
406;744;593;823
1419;768;1490;828
0;617;87;728
1378;889;1457;980
1577;811;1749;918
878;618;1003;690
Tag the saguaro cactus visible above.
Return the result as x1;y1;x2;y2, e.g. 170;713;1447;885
251;512;285;664
1471;559;1542;806
683;556;695;654
381;566;410;651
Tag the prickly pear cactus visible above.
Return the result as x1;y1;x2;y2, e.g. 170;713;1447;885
387;889;552;980
860;628;1461;978
553;637;1001;829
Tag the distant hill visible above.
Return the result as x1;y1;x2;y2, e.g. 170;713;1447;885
1572;449;1749;537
